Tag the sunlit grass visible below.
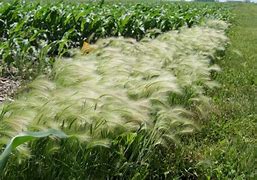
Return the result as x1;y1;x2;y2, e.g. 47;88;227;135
0;20;228;178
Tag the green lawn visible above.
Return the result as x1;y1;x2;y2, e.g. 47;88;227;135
190;3;257;179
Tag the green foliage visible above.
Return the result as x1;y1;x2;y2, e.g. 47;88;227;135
0;129;67;172
0;0;230;78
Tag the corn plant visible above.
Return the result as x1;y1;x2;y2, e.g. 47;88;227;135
0;0;230;78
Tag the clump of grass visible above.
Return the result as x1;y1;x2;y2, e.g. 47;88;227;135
0;20;228;179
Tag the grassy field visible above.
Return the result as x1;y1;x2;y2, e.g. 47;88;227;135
0;1;257;179
189;3;257;178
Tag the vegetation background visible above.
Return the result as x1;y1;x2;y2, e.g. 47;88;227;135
0;0;256;179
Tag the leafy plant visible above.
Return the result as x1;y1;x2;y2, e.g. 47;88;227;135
0;0;230;78
0;129;67;172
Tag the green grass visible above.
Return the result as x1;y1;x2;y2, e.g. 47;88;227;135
186;3;257;179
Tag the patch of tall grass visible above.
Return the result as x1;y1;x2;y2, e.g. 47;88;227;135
0;20;228;178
